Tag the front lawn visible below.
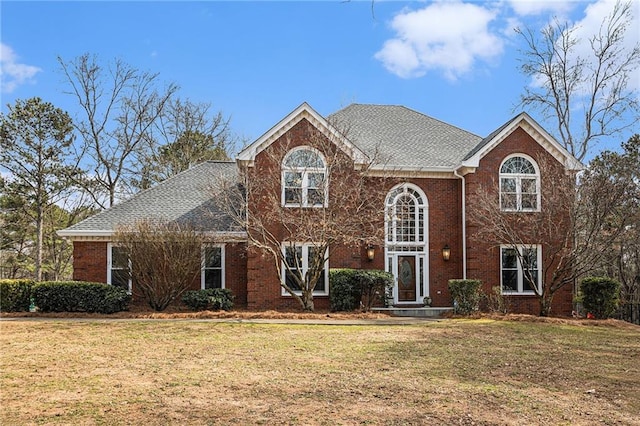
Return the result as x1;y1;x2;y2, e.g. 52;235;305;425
1;318;638;425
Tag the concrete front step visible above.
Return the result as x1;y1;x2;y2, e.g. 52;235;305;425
372;307;454;318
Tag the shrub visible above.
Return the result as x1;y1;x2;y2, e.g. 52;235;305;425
448;279;482;315
580;276;621;319
33;281;131;314
0;279;34;312
484;285;510;314
329;269;394;312
182;288;234;311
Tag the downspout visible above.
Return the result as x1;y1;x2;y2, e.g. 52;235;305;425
453;168;467;279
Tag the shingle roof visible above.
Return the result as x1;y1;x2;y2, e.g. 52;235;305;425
59;161;241;235
330;104;483;169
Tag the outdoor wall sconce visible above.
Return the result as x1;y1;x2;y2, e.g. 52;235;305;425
366;245;375;261
442;245;451;261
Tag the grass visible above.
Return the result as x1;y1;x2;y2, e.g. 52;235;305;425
1;317;639;425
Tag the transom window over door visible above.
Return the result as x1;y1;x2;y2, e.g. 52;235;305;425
282;147;327;207
500;155;540;211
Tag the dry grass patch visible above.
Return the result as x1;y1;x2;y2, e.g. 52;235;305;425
1;318;638;425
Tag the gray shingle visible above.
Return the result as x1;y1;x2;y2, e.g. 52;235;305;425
330;104;482;169
61;161;240;234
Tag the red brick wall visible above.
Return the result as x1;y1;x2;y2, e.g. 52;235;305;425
72;241;249;308
72;241;108;283
244;118;466;310
465;127;574;316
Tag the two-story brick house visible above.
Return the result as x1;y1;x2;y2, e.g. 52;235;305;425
59;102;582;315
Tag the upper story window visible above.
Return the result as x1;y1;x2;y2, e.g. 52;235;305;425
282;147;327;207
385;184;428;249
499;155;540;212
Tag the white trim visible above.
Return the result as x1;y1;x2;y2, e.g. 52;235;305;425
499;153;541;212
57;230;248;242
280;243;329;296
453;168;467;279
384;183;429;304
500;244;542;295
107;243;132;293
236;102;369;167
461;113;583;171
201;244;225;290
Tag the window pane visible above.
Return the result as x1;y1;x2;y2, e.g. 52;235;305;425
285;188;302;204
523;270;538;292
204;269;222;289
502;248;517;268
285;270;302;290
111;269;129;290
285;246;302;268
523;248;538;268
285;149;324;168
501;178;516;192
112;247;129;269
285;172;302;187
307;172;324;188
502;270;518;291
501;194;517;210
307;189;324;205
204;247;221;268
521;194;537;209
521;178;537;194
314;272;326;292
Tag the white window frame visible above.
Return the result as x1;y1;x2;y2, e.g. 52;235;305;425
107;243;131;293
500;244;542;295
201;244;225;290
499;154;541;212
281;146;327;208
281;243;329;296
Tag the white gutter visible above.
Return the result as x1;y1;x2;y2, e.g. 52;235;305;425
453;168;467;279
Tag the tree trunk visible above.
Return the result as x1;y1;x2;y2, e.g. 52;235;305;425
301;291;315;312
35;203;44;282
539;293;553;317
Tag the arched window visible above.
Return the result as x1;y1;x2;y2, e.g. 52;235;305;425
282;147;327;207
499;155;540;211
385;184;427;248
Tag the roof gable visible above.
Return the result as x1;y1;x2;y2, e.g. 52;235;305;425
461;112;583;172
236;102;369;167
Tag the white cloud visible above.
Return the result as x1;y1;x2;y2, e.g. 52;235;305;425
374;1;504;80
507;0;574;17
0;43;42;93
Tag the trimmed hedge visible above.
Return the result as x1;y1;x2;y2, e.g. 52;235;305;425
329;269;394;312
580;276;621;319
0;279;35;312
182;288;234;311
32;281;131;314
448;279;482;315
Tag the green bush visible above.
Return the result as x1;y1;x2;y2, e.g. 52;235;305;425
182;288;234;311
0;279;34;312
33;281;131;314
580;276;621;319
329;269;394;312
448;279;482;315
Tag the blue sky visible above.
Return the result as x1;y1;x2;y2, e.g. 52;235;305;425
1;1;638;158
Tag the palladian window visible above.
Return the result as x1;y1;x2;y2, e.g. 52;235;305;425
499;155;540;211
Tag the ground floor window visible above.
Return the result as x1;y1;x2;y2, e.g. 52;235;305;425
501;245;541;294
202;245;225;289
282;243;328;295
107;243;131;292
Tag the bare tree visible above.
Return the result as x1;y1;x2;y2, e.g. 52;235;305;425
113;219;207;311
517;0;640;161
59;53;179;208
468;155;635;316
217;120;392;311
134;98;235;190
